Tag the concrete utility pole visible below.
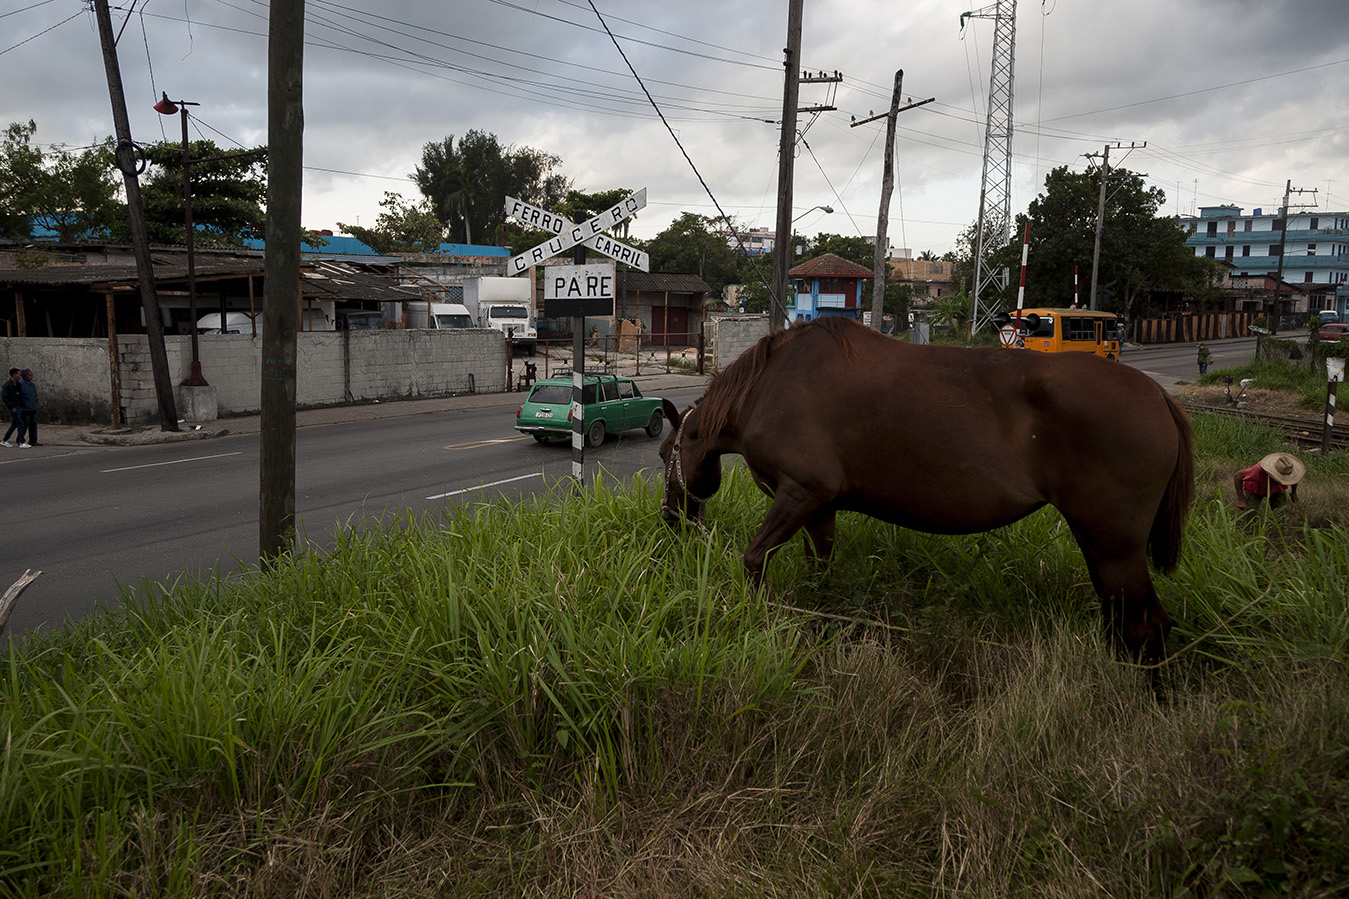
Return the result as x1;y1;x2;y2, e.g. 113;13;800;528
769;0;804;332
92;0;180;431
1088;144;1110;312
1271;179;1317;336
259;0;305;561
856;74;935;333
1087;141;1144;310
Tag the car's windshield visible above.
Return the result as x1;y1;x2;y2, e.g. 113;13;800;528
489;305;528;319
434;314;474;329
528;384;571;404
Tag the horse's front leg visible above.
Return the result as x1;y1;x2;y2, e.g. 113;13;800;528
742;481;823;587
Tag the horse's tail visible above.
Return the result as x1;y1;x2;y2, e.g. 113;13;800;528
1149;392;1194;572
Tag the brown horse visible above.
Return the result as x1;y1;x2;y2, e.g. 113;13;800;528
659;316;1194;661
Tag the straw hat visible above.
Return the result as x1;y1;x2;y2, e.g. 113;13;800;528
1258;452;1305;486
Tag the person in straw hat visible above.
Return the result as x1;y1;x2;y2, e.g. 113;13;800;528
1233;451;1305;513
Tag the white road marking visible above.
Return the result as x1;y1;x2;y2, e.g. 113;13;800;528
101;451;243;473
426;471;543;500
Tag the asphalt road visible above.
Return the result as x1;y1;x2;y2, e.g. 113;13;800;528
2;384;707;641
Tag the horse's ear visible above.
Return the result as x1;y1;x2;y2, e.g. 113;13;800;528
661;398;681;428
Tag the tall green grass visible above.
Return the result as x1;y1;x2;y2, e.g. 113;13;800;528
2;424;1347;896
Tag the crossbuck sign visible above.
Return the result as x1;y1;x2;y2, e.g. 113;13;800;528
505;189;649;274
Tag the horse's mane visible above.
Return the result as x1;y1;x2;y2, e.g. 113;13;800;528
694;317;858;442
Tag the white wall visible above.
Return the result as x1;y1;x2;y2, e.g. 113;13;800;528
0;330;509;425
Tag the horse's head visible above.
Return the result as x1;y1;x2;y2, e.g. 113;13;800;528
658;398;721;527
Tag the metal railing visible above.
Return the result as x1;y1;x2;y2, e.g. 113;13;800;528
505;329;704;391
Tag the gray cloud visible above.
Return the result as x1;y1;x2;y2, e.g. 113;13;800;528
3;0;1345;255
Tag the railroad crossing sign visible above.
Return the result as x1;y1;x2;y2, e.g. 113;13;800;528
505;189;649;274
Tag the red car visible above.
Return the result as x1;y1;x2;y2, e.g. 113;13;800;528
1319;323;1349;342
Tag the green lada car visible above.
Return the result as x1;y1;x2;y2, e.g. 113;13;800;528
515;375;665;447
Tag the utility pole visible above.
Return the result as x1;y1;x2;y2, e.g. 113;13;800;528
1271;179;1317;336
856;73;936;333
92;0;180;431
870;71;902;334
259;0;305;561
1088;144;1110;312
1087;141;1144;310
769;0;804;332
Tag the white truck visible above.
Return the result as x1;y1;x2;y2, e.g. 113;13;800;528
463;276;537;353
404;301;476;330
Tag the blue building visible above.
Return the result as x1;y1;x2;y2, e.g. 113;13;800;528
787;253;874;322
1184;205;1349;319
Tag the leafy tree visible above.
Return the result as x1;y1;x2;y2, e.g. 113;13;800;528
646;212;742;295
918;249;939;261
337;192;444;254
964;165;1218;320
807;233;875;269
1;120;122;241
413;130;568;247
118;138;267;247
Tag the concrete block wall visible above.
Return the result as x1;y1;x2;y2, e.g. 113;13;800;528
2;330;510;425
0;337;114;423
704;314;771;372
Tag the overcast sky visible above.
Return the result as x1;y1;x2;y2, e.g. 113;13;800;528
3;0;1347;255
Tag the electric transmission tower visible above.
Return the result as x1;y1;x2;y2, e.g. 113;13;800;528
962;0;1018;333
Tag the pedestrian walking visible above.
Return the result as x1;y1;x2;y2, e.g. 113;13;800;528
2;368;26;447
17;368;39;447
1197;343;1212;376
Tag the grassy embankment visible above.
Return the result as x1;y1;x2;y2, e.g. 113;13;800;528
2;402;1348;896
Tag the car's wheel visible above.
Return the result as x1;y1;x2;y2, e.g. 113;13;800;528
1106;352;1116;361
645;409;664;437
586;420;606;448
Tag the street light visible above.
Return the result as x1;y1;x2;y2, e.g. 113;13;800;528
792;204;834;224
153;92;207;386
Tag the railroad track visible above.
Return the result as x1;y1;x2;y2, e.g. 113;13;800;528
1181;402;1349;450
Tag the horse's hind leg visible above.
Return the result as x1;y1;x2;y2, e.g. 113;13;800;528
803;508;837;567
1069;525;1172;662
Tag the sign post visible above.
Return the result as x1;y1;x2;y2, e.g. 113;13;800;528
505;190;643;484
1323;357;1345;454
546;263;617;480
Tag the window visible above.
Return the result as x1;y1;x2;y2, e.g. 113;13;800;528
1305;273;1314;283
1244;220;1253;231
1065;317;1099;342
1225;246;1234;261
1242;245;1251;256
1270;245;1282;256
1308;244;1316;256
1206;221;1218;237
1205;247;1216;258
1310;217;1319;230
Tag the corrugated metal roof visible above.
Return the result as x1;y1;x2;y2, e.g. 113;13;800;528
788;252;874;279
615;271;710;294
0;258;430;302
0;258;265;287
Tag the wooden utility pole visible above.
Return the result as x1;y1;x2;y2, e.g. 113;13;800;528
259;0;305;561
868;71;903;332
769;0;804;331
92;0;179;431
853;74;934;333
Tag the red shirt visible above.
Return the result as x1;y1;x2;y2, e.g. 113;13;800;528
1239;464;1288;497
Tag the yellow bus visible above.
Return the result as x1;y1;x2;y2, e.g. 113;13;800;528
994;308;1123;360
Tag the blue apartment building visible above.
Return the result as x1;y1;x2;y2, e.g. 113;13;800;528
1185;205;1349;320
